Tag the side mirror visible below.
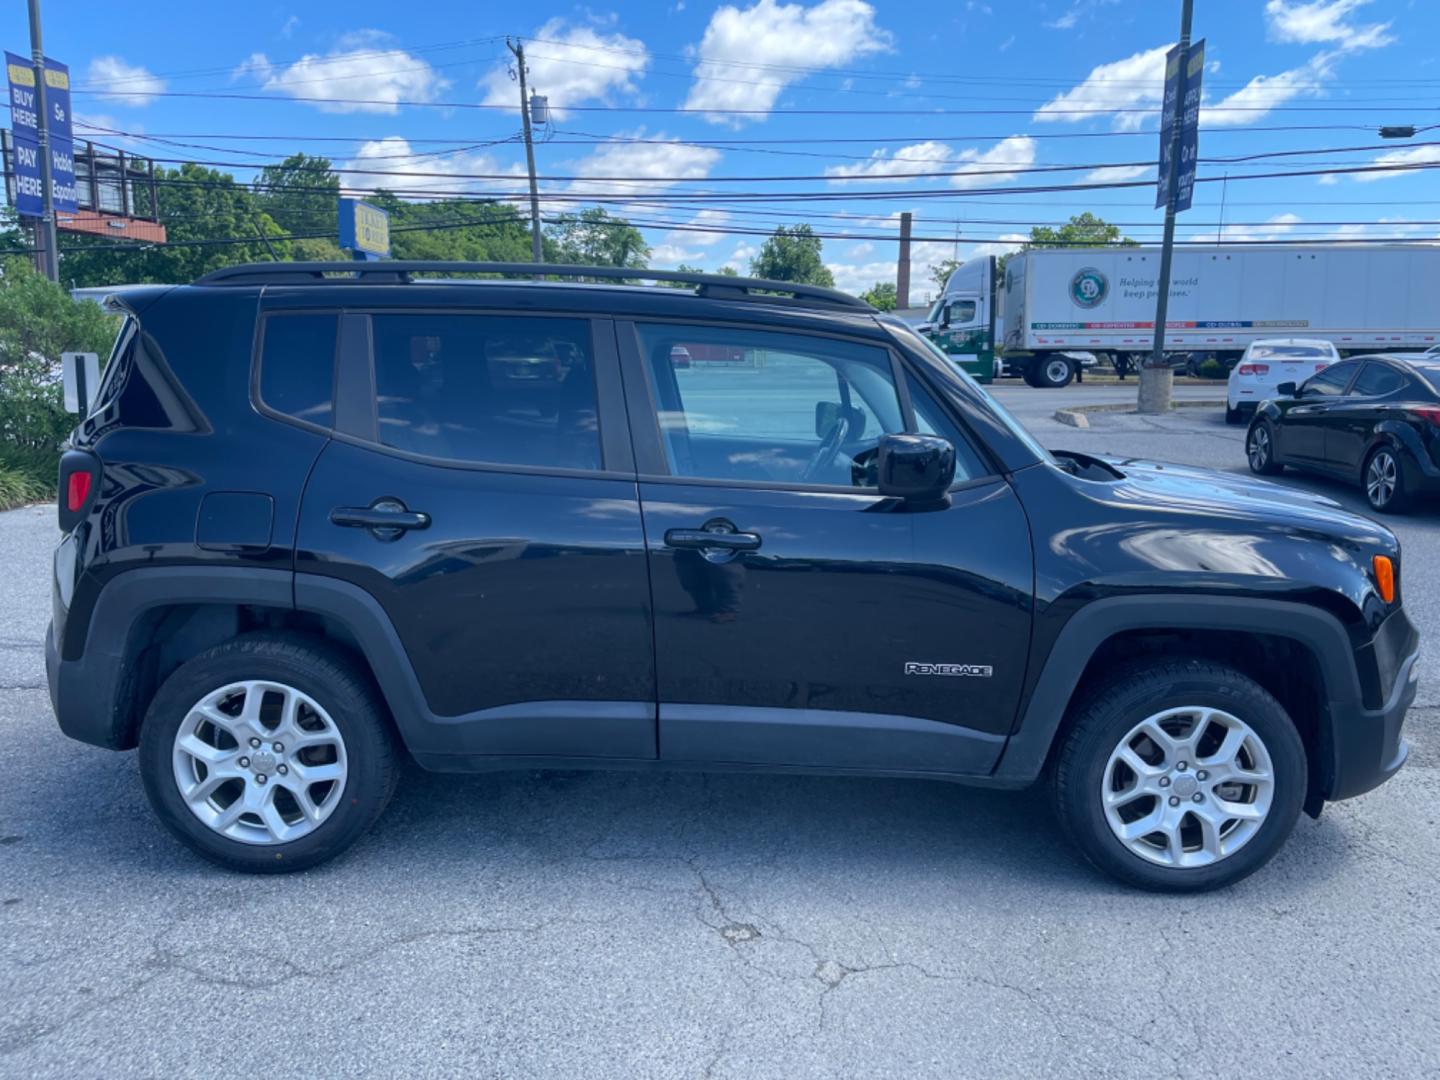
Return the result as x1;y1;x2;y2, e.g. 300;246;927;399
61;351;101;415
1276;381;1298;397
939;304;951;329
877;433;955;503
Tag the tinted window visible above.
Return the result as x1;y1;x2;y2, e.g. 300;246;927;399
1302;361;1358;397
1351;363;1410;398
1248;344;1332;360
905;373;986;480
372;314;599;471
639;323;959;488
946;300;977;325
260;314;337;427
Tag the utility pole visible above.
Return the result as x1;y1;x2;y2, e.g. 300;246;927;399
897;212;912;310
27;0;59;282
507;39;544;266
1139;0;1194;415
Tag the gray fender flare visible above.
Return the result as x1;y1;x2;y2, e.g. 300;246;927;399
990;595;1361;784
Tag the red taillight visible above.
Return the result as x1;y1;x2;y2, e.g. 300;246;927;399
1415;406;1440;426
1238;363;1269;376
65;470;92;513
1315;363;1328;371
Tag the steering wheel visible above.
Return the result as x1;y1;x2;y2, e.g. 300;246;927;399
801;414;852;483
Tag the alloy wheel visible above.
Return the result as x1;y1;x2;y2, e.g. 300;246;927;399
172;680;349;845
1045;358;1071;385
1248;426;1270;470
1367;450;1397;508
1101;705;1275;869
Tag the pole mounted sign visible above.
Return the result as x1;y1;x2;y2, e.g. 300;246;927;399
6;51;75;215
1155;38;1205;213
338;197;391;261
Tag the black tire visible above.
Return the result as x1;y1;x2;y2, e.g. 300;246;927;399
1363;444;1412;514
1246;419;1283;475
138;633;400;873
1051;659;1306;892
1035;356;1075;388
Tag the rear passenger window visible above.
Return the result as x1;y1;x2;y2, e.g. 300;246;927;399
260;314;337;428
371;314;600;471
1351;364;1407;398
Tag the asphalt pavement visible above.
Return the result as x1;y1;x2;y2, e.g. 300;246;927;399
2;398;1438;1078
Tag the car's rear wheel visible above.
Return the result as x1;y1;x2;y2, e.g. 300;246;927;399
1246;420;1283;475
1364;445;1411;514
1051;659;1306;892
138;634;399;872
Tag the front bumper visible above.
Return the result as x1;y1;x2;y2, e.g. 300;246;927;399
1325;610;1419;802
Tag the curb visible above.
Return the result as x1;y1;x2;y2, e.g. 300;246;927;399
1053;400;1225;429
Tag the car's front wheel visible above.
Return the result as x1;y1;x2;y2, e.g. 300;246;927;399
1051;659;1306;892
138;634;399;872
1246;420;1283;474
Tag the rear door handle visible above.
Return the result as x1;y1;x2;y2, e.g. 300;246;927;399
330;499;430;539
664;522;761;552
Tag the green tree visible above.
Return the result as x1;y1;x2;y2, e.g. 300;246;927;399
0;258;121;454
861;281;898;311
750;224;834;287
254;153;340;241
369;194;541;264
929;258;962;293
547;208;649;271
1027;211;1135;249
59;163;290;286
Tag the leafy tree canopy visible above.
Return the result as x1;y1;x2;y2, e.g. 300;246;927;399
860;281;898;311
750;225;834;287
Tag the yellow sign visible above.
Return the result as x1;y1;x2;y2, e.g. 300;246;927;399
7;61;34;87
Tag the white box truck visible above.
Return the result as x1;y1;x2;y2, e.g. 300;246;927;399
920;245;1440;387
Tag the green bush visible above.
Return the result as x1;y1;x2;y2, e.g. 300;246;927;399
1197;358;1227;379
0;259;121;504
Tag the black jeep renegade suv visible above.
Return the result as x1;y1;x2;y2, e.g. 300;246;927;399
45;261;1419;891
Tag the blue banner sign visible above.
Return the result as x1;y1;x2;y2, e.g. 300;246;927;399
338;198;391;260
7;51;76;216
1155;39;1204;213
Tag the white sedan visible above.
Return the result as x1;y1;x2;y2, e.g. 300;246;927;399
1226;338;1340;424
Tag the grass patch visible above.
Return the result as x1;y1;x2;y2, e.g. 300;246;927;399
0;446;56;510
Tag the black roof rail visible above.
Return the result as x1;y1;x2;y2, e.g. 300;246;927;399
192;261;873;311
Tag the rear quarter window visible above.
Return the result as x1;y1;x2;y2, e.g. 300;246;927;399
258;313;339;428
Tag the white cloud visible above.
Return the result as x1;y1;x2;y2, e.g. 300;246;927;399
1202;50;1341;126
281;15;300;38
1353;144;1440;183
1045;0;1119;31
1083;164;1153;184
340;136;525;196
240;32;449;114
684;0;892;124
663;209;731;246
85;56;166;107
1219;212;1302;244
825;136;1036;189
826;141;954;182
952;136;1038;189
565;132;722;203
825;231;1028;302
725;242;758;270
480;20;648;118
1034;44;1170;131
652;243;703;265
849;242;874;257
1265;0;1393;48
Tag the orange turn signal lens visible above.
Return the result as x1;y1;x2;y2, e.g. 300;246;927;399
1373;555;1395;604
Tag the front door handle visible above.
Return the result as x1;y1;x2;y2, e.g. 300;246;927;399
664;520;762;555
330;499;430;540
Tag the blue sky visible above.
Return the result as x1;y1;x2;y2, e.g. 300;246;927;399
4;0;1438;298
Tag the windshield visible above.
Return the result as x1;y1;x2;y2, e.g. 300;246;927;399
925;297;944;324
1249;344;1331;359
886;322;1055;467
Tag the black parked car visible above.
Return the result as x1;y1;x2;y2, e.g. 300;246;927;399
1246;353;1440;513
47;262;1418;892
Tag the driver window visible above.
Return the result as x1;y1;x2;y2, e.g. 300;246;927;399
950;299;978;325
637;323;903;486
1301;361;1358;397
